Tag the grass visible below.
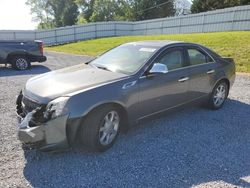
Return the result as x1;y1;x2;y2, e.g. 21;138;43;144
47;31;250;72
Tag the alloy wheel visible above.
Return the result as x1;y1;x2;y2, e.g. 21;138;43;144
99;111;120;146
213;84;226;107
16;58;28;70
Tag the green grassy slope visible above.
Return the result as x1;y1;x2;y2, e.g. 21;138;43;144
47;31;250;72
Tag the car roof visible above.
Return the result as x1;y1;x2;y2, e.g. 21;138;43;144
126;40;184;48
0;40;35;43
125;40;204;48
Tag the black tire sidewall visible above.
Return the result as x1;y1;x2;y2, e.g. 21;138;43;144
80;105;122;152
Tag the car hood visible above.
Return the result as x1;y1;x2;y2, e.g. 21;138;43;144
23;63;127;104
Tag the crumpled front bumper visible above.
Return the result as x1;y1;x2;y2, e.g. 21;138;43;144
17;112;69;151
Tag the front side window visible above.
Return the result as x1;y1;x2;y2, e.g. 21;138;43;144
187;48;213;66
157;49;184;71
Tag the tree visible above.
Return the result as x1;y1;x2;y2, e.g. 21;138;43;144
89;0;117;22
241;0;250;4
27;0;176;28
88;0;134;22
26;0;79;28
77;12;88;24
132;0;175;21
61;0;79;26
191;0;250;13
47;0;79;27
77;0;175;22
113;0;134;21
26;0;54;29
76;0;95;22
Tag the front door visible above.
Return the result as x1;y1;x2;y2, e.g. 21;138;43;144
138;47;189;118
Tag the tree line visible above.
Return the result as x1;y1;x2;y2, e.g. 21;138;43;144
191;0;250;13
26;0;175;29
26;0;250;29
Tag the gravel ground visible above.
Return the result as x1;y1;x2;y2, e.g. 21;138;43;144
0;52;250;188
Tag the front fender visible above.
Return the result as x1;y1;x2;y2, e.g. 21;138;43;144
67;78;139;119
65;77;139;144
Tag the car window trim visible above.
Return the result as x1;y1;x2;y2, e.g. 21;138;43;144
185;45;216;66
156;47;186;71
139;46;185;78
139;44;217;79
139;61;215;79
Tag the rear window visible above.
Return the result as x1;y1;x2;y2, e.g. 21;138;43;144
202;46;221;58
187;48;214;66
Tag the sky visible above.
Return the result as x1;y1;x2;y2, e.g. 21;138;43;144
0;0;37;30
0;0;192;30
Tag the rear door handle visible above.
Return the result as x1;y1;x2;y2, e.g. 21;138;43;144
178;77;189;82
207;69;215;74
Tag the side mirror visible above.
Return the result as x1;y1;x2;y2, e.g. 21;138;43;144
149;63;168;74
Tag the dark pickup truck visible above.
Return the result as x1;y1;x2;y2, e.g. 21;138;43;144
0;40;47;70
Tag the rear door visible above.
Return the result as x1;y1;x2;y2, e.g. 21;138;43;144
184;46;219;100
138;47;189;118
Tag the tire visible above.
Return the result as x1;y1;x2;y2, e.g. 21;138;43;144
11;56;31;70
208;81;229;110
79;105;122;152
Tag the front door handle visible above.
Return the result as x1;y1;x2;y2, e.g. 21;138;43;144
207;69;215;74
178;77;189;82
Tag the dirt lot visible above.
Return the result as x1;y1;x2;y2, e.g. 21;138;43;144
0;52;250;188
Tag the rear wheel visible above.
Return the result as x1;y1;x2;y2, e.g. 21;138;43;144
208;81;229;110
80;105;122;152
11;56;31;70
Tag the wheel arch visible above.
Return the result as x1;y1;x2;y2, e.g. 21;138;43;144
213;77;230;91
208;77;230;110
6;51;29;62
86;102;129;131
66;102;129;145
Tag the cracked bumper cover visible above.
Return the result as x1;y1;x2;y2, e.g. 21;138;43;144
17;113;69;151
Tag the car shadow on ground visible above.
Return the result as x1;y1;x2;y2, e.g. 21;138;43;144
23;99;250;188
0;64;51;77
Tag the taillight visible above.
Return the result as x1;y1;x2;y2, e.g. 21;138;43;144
39;42;44;55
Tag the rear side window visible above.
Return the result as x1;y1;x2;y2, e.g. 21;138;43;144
187;48;213;66
157;49;183;71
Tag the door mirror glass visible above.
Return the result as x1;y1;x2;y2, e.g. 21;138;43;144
149;63;168;74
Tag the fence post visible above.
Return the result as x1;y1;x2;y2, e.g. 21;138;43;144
231;7;236;31
74;26;76;41
95;23;97;39
202;13;205;32
131;22;134;36
54;29;57;44
178;17;182;34
161;20;163;34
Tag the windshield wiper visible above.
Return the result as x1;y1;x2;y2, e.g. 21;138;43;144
84;57;97;64
91;64;111;71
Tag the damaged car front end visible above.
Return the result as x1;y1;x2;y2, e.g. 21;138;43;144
16;92;70;151
15;41;235;152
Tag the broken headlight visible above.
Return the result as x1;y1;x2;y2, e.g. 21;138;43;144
44;97;69;119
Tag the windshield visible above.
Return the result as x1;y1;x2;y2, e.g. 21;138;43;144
90;44;158;75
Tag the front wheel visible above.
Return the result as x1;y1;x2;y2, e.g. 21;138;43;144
79;105;122;152
208;81;229;110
